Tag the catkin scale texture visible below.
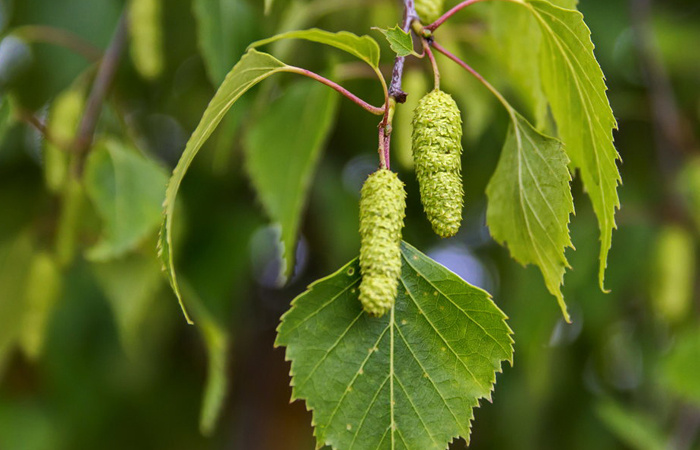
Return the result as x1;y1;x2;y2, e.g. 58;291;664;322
412;89;464;237
415;0;445;24
359;169;406;317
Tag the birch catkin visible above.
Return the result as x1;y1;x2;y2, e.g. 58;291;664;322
359;169;407;317
412;89;464;237
415;0;445;24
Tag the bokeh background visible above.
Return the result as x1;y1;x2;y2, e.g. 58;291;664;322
1;0;699;449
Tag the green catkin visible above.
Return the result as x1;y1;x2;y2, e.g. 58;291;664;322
359;169;407;317
412;89;464;237
415;0;445;24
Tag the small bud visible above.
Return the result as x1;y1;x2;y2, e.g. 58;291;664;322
415;0;445;24
412;89;464;237
359;169;407;316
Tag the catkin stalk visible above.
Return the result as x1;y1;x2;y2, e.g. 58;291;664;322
412;89;464;237
359;169;407;317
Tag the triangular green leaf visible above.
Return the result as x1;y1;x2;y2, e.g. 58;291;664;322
249;29;381;69
84;139;168;262
159;49;288;323
486;112;573;321
373;25;416;58
193;0;257;85
245;79;339;283
277;241;513;449
528;1;620;290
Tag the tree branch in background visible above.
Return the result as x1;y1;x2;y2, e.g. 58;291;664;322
73;13;129;176
13;25;102;62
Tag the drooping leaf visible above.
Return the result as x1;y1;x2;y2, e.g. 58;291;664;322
527;0;620;290
159;49;288;323
84;139;168;261
374;25;415;58
245;79;339;282
596;400;667;450
92;253;163;357
19;252;62;360
193;0;257;85
249;29;381;69
661;328;700;407
277;241;513;449
179;281;230;436
486;112;573;321
128;0;164;80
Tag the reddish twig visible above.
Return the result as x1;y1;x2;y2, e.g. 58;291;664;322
283;66;385;115
425;0;488;31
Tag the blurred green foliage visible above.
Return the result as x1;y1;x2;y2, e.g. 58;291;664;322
0;0;699;449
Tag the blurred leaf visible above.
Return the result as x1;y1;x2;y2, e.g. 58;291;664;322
92;252;163;357
650;225;695;325
0;231;33;376
250;28;381;69
277;241;513;449
128;0;164;80
54;177;87;267
662;328;700;407
264;0;274;15
180;281;229;436
490;2;547;127
596;400;667;450
394;69;428;169
84;139;168;261
44;86;84;193
193;0;257;85
528;0;620;290
486;112;573;321
160;49;288;323
245;79;339;283
373;25;415;57
19;252;62;360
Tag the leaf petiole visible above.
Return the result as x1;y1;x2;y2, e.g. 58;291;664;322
282;66;386;115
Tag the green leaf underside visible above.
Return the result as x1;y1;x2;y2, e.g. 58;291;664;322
375;26;414;58
527;1;620;290
249;29;380;69
193;0;257;85
159;49;288;323
486;112;573;321
277;241;513;450
245;79;339;282
84;139;168;262
491;2;548;127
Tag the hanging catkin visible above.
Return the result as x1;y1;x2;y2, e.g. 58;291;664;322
415;0;444;24
358;169;407;316
412;89;464;238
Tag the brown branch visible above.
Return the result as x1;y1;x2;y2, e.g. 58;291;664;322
72;13;129;176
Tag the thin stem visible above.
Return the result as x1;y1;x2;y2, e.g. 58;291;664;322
13;25;102;62
15;107;72;152
426;0;489;31
73;13;129;176
283;66;385;115
432;41;513;117
423;39;440;90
